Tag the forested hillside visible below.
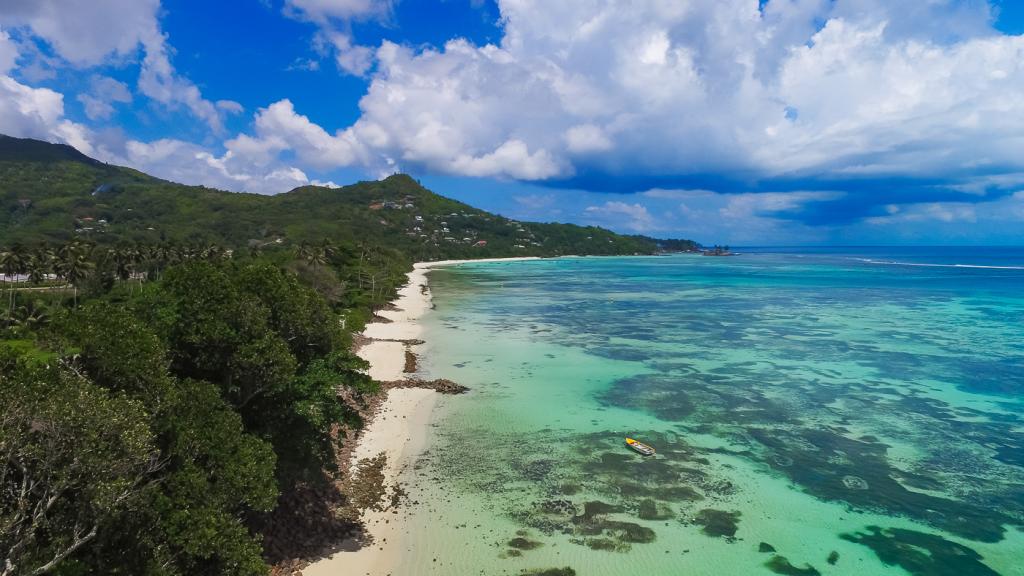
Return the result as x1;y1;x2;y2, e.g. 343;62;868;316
0;135;697;258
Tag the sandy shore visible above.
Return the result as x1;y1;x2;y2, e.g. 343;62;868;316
304;257;537;576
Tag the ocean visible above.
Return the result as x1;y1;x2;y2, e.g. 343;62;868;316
393;248;1024;575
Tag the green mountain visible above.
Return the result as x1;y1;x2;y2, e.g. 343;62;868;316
0;134;698;258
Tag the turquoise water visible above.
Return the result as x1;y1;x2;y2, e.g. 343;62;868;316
395;250;1024;575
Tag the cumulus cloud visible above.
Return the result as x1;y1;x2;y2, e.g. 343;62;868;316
101;138;314;194
0;0;161;66
284;0;392;76
216;100;245;115
584;201;658;232
227;99;364;169
323;30;376;76
0;76;94;154
865;202;978;225
137;34;226;131
76;75;133;121
283;0;1024;203
718;191;845;220
0;30;18;74
284;0;392;22
0;71;319;194
564;124;613;154
451;140;561;180
0;0;227;130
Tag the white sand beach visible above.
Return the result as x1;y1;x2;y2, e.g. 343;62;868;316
304;257;538;576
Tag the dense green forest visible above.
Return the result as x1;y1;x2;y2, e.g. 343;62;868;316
0;135;698;575
0;135;698;258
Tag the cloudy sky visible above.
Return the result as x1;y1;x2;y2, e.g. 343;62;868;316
2;0;1024;245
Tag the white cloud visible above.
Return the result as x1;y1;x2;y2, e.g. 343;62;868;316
0;76;93;154
216;100;244;114
326;30;375;76
865;202;978;225
0;70;322;195
284;0;392;76
110;138;310;193
1;0;226;130
719;191;844;219
137;34;224;131
284;0;392;23
450;139;561;180
584;201;657;232
76;75;132;121
255;0;1021;188
564;124;613;154
231;99;363;168
0;0;161;66
0;29;18;74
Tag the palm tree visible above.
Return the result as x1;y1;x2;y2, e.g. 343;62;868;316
25;253;48;286
107;247;133;284
8;299;51;335
35;244;55;277
56;241;94;307
320;238;337;260
0;245;26;314
151;244;170;278
295;241;313;262
306;246;328;270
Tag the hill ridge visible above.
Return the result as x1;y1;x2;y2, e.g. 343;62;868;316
0;135;699;257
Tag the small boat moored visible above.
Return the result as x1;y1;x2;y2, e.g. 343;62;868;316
625;437;656;456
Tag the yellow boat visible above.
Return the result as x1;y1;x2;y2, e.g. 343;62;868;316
625;437;655;456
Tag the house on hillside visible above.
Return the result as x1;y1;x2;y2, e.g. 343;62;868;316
369;202;384;210
474;240;487;247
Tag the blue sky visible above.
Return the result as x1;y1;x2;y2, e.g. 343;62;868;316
2;0;1024;245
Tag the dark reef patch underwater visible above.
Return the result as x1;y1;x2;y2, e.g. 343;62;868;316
841;526;1001;576
412;252;1024;575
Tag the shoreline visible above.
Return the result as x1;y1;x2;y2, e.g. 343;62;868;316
304;257;537;576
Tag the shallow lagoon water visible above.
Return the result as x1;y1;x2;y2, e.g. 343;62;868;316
392;252;1024;575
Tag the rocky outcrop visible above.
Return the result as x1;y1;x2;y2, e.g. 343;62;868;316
385;378;469;394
